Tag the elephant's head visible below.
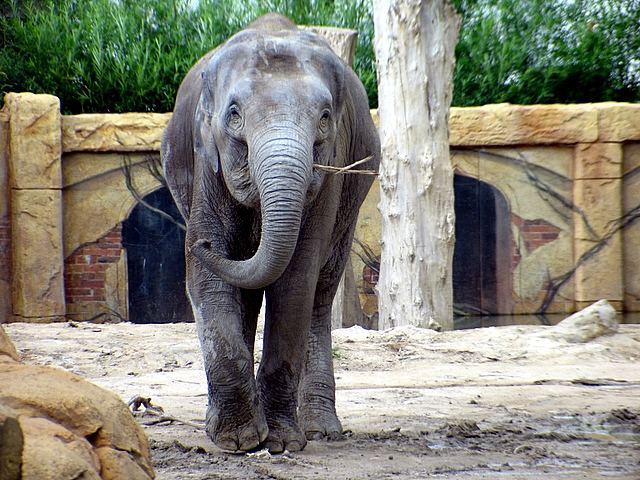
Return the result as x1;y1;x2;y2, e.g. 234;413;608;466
163;15;347;289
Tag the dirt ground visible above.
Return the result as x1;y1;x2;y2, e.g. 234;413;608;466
5;318;640;479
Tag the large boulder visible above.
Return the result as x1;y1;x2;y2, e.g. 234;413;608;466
0;326;154;480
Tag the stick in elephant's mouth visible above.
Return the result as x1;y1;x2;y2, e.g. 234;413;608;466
314;155;377;175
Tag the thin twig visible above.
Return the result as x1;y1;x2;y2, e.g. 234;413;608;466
314;155;377;175
128;395;204;429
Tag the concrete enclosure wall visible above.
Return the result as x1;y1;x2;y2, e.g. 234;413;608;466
1;95;639;322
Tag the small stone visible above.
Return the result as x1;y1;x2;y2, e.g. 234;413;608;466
545;299;618;343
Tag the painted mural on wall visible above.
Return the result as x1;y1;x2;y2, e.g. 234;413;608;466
1;94;639;324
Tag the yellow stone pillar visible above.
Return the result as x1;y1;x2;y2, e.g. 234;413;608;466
0;109;10;323
623;144;640;312
573;142;624;311
6;93;65;322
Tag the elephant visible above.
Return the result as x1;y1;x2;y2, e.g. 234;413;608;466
161;13;380;453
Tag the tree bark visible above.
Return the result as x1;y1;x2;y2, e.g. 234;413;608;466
331;258;364;330
373;0;460;330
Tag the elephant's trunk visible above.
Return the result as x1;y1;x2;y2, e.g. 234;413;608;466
191;124;312;289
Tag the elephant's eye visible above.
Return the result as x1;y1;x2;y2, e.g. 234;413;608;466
318;109;331;133
227;105;243;131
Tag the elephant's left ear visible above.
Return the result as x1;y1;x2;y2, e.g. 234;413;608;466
314;47;347;118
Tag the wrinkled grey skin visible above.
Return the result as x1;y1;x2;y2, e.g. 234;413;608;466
161;13;380;453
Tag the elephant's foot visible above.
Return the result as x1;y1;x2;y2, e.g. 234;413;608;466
263;417;307;453
298;402;343;441
205;404;268;452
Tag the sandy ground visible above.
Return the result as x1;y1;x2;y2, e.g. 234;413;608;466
4;319;640;479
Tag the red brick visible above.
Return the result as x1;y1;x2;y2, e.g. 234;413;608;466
81;248;104;256
97;245;120;252
73;263;106;273
73;255;90;265
523;225;552;233
541;232;560;240
511;213;524;228
67;288;92;296
99;249;122;258
64;223;123;316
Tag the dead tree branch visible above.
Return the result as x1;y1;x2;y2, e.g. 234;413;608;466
121;155;186;231
352;237;380;273
471;149;599;240
539;203;640;313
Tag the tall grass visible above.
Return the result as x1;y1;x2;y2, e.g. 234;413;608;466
0;0;376;113
1;0;637;113
452;0;640;105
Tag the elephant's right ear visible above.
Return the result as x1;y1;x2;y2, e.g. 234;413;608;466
193;94;220;176
161;52;218;221
161;100;194;221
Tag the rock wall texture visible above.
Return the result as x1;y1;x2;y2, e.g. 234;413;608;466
623;143;640;312
0;111;10;324
0;326;154;479
1;92;639;322
3;93;66;322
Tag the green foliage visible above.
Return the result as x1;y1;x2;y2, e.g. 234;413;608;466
1;0;238;112
452;0;640;105
0;0;375;113
1;0;637;113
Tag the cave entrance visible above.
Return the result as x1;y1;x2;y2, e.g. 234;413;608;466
122;188;193;323
453;174;512;315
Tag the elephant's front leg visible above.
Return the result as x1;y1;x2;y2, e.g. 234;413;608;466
298;229;356;440
297;285;343;440
258;261;318;453
187;265;267;452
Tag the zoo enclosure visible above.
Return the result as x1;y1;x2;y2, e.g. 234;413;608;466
1;94;638;324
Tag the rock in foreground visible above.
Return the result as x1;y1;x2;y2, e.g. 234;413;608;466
0;326;154;480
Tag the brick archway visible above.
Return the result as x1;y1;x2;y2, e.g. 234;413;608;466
453;174;512;315
122;187;193;323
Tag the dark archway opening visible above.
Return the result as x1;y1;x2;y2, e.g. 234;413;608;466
122;188;193;323
453;174;511;316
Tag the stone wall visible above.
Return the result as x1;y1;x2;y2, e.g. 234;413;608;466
2;94;66;323
354;103;640;316
623;143;640;312
1;94;639;322
0;111;10;325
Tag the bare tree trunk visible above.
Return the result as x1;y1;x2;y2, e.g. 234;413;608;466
373;0;460;330
331;259;364;330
